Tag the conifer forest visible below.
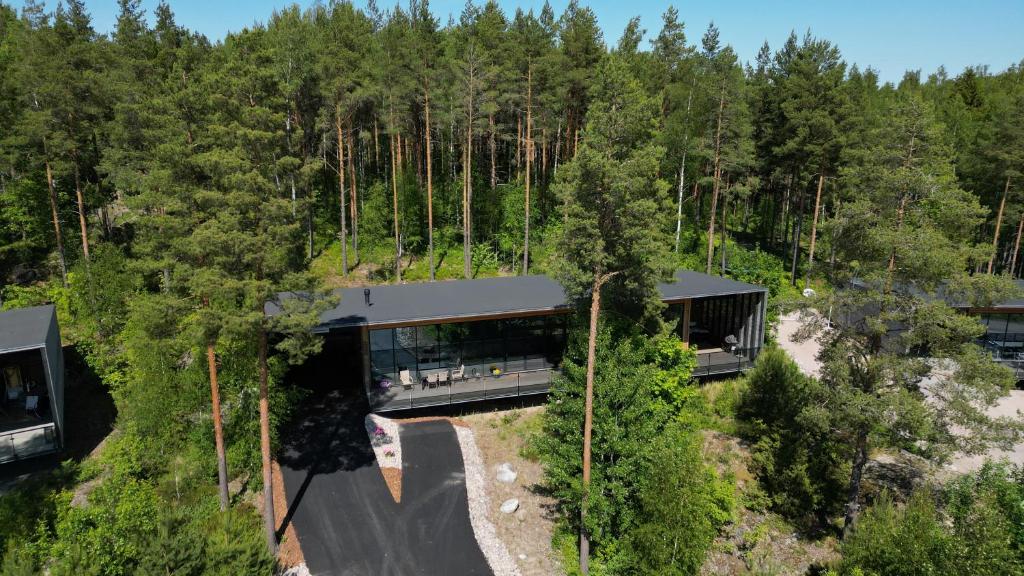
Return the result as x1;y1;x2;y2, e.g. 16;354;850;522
0;1;1023;574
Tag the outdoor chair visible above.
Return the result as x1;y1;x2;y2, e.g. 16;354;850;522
451;365;465;380
25;395;39;418
399;370;414;390
426;372;438;389
438;371;449;386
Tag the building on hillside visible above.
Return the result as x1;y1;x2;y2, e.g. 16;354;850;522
960;280;1024;381
271;271;768;412
0;305;64;463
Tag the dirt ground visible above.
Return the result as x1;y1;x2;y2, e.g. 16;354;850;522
460;406;565;576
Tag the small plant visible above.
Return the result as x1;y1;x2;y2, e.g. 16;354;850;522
384;449;395;458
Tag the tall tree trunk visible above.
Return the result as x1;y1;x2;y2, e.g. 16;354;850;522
887;195;909;286
44;152;68;285
489;113;497;189
705;90;726;275
336;113;348;278
1011;213;1023;279
73;159;89;260
523;65;532;275
790;181;806;286
842;430;869;539
516;115;522;180
674;80;695;253
720;192;728;274
805;171;826;286
258;325;277;554
554;117;562;176
464;82;474;279
348;123;359;258
988;176;1011;274
373;118;380;167
207;341;230;511
579;271;608;576
424;86;435;281
391;128;402;283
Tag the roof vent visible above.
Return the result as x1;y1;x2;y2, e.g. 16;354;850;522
364;288;372;306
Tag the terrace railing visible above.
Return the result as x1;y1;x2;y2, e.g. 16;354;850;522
0;422;58;464
372;368;558;411
692;347;759;378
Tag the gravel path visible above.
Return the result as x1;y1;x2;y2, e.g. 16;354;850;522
455;424;523;576
778;312;1024;473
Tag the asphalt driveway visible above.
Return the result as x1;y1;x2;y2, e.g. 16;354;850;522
279;392;492;576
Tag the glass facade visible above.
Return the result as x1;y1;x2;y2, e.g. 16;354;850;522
367;314;567;410
977;312;1024;380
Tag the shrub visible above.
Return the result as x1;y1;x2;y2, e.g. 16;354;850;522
738;347;848;524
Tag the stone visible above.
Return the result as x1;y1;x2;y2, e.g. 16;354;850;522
518;554;528;561
500;498;520;514
495;462;517;483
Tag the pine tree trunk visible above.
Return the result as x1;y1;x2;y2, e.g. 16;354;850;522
790;182;806;286
44;153;68;285
207;342;230;511
391;128;402;283
805;171;826;285
489;113;497;189
842;430;869;539
705;91;726;275
464;82;474;279
523;65;532;275
373;118;380;167
73;159;89;260
425;84;435;281
720;193;728;274
579;272;605;576
1011;213;1023;279
988;176;1011;274
258;326;277;555
336;113;348;277
348;123;359;258
516;115;522;180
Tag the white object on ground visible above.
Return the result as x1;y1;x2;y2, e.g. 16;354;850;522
281;563;311;576
499;498;520;514
454;424;523;576
495;462;517;483
364;414;401;473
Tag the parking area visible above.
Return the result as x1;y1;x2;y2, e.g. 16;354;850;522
278;392;492;576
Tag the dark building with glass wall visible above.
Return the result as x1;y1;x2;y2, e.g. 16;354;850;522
962;280;1024;381
287;271;767;412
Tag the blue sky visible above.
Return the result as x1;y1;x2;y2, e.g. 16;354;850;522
25;0;1024;84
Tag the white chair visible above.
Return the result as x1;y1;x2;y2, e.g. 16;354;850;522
426;372;438;388
437;371;449;386
399;370;414;390
451;365;465;380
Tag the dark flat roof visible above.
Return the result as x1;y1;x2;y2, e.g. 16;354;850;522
0;305;55;352
275;270;765;330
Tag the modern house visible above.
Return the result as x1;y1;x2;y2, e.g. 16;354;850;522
0;305;65;463
962;280;1024;381
278;271;767;412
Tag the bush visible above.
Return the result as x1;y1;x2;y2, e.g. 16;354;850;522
626;423;735;575
738;347;848;524
837;486;1022;576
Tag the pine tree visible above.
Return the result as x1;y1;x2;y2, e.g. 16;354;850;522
553;54;674;574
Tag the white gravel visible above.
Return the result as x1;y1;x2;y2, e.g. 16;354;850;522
365;413;401;472
454;424;523;576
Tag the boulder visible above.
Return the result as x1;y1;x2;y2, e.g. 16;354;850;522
495;462;517;483
500;498;520;514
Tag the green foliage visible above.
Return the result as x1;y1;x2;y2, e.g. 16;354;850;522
627;424;735;575
739;347;848;524
539;321;722;573
837;487;1023;576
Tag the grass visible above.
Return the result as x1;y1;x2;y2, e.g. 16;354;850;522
700;376;748;434
310;238;506;288
488;408;545;462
